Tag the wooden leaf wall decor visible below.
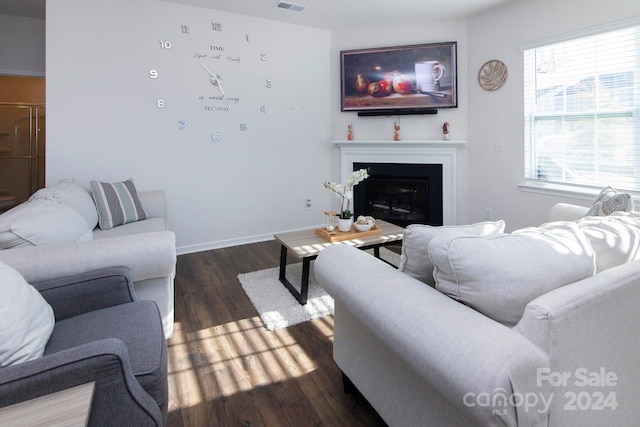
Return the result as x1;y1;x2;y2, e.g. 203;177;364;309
478;60;508;91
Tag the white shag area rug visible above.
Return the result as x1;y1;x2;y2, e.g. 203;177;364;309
237;248;400;331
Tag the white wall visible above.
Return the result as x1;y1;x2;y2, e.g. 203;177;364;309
467;0;640;231
330;19;470;224
44;0;640;253
46;0;332;253
0;14;45;76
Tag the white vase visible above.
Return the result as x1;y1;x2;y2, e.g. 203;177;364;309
338;217;353;232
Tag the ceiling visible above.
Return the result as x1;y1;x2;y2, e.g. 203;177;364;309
0;0;518;29
164;0;519;29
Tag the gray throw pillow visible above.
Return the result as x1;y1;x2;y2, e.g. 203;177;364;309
90;179;148;230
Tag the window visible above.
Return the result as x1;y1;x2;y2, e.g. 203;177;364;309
524;22;640;192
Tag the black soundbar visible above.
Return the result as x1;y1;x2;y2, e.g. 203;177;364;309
357;108;438;117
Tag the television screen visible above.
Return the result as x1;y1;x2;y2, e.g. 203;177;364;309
340;42;457;114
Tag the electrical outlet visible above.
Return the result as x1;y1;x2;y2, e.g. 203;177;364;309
305;198;312;211
495;140;504;151
484;207;493;220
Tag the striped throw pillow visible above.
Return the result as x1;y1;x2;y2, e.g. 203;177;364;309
90;179;148;230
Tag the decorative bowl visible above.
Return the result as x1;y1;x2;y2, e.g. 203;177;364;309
354;216;375;232
354;223;374;232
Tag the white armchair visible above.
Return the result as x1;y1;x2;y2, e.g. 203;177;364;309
0;180;176;338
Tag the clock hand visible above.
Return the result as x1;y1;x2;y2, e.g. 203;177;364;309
200;63;216;80
200;63;228;105
211;74;228;105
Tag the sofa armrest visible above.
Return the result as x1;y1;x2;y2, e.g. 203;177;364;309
515;260;640;425
32;267;136;321
0;231;176;284
138;190;166;219
315;245;551;427
0;339;162;426
547;202;589;222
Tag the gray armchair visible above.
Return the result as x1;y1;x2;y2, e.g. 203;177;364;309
0;267;167;426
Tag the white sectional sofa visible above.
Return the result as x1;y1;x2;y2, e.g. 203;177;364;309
315;201;640;426
0;179;176;338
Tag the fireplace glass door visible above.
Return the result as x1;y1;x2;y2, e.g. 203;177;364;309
354;163;443;228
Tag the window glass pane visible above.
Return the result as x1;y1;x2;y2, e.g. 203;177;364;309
524;24;640;192
533;115;635;188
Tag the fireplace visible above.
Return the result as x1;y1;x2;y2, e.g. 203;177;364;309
354;162;443;227
336;140;464;226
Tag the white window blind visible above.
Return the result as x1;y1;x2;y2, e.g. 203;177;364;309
524;23;640;192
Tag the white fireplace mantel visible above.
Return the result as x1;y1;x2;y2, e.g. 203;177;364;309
334;140;466;225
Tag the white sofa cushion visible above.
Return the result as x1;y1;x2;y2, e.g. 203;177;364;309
399;220;505;286
576;213;640;273
0;261;54;366
0;199;93;249
30;179;99;229
430;222;596;327
93;217;168;239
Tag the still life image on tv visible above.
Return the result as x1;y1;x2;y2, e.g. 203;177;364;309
341;41;457;112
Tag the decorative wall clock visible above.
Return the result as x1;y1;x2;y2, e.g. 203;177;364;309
478;60;508;91
149;20;273;142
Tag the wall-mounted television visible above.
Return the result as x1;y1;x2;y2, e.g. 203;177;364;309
340;41;457;116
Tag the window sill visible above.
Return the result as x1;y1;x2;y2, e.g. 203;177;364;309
518;181;606;202
519;182;640;209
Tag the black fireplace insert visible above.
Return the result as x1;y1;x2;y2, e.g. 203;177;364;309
353;162;443;228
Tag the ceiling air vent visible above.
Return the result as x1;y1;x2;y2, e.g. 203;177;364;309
274;1;307;12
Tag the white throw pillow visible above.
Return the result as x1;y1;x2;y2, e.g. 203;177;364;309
0;261;54;366
576;214;640;273
586;186;634;216
399;220;506;286
30;179;99;229
430;222;596;327
0;199;93;249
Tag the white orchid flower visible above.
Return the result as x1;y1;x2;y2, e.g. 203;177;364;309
323;168;369;220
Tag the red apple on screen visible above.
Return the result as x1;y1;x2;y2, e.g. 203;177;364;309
392;74;413;94
378;80;392;94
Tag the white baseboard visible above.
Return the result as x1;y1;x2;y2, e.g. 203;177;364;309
176;224;322;256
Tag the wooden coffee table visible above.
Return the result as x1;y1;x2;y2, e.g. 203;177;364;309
274;219;404;304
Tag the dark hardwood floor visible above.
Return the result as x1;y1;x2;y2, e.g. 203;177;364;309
166;239;387;427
